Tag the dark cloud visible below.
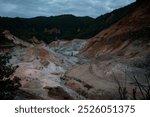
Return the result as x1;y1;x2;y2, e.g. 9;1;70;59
0;0;136;18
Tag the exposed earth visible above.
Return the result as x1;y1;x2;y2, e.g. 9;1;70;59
0;0;150;100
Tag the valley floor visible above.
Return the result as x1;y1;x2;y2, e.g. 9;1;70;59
1;37;149;100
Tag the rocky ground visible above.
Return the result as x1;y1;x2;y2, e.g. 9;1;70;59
1;0;150;100
2;33;149;100
2;32;88;99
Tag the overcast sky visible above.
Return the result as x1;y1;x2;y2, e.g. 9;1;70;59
0;0;136;18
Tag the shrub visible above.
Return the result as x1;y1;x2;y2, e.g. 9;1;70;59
0;54;20;99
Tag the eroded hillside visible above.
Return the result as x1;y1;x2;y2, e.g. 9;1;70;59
0;0;149;99
66;0;150;99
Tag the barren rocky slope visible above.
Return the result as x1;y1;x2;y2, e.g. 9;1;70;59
2;31;88;99
65;0;150;99
0;0;149;100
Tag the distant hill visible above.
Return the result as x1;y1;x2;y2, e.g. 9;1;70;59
0;15;94;43
0;1;137;43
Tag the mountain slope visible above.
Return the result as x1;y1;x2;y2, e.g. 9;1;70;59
78;1;138;38
81;0;150;57
65;0;150;99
